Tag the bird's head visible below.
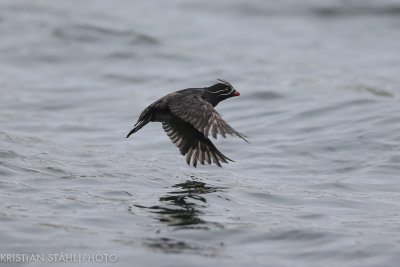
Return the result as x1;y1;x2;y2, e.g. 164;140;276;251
204;79;240;106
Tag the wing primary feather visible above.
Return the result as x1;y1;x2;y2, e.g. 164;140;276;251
162;117;234;167
193;147;199;167
211;123;218;139
211;152;222;167
186;148;193;165
199;143;205;165
205;149;211;164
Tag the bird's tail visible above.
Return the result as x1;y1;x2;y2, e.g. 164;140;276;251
126;109;152;138
126;120;149;138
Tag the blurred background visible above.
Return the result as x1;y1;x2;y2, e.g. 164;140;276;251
1;0;400;266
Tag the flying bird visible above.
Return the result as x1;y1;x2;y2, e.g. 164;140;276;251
126;79;248;167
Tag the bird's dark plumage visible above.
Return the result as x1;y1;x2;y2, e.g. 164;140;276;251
126;79;248;167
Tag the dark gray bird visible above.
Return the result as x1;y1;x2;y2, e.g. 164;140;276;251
126;79;248;167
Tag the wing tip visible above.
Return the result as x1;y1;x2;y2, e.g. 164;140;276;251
184;152;233;168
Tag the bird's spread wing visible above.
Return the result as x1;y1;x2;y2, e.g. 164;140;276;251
162;118;233;167
168;95;248;142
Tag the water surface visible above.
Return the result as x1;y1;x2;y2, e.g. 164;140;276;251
1;0;400;266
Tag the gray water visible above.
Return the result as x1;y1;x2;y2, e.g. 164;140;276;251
1;0;400;266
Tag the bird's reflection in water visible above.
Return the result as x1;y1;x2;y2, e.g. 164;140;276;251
137;178;224;228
